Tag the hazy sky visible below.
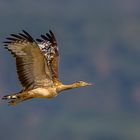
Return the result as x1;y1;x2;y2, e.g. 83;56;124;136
1;1;140;140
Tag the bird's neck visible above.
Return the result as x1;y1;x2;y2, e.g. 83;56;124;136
56;83;79;92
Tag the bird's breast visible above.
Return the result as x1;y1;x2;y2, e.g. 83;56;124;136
30;87;57;98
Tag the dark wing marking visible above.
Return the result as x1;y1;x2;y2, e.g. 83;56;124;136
36;30;60;84
4;30;53;90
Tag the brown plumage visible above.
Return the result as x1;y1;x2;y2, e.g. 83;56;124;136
2;30;92;106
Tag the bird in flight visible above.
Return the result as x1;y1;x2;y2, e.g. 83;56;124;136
2;30;92;105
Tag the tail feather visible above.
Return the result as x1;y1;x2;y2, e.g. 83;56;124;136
2;92;33;106
2;95;18;100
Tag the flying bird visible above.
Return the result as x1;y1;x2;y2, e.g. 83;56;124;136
2;30;92;105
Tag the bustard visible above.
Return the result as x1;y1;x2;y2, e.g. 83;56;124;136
2;30;92;105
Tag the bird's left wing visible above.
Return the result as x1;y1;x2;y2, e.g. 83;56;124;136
36;30;60;84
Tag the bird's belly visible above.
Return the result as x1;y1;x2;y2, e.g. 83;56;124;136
30;88;57;98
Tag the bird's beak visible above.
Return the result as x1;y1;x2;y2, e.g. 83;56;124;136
87;82;95;86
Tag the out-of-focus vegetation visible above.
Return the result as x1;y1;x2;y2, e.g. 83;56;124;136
0;0;140;140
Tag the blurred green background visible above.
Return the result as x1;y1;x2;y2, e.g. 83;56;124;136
0;0;140;140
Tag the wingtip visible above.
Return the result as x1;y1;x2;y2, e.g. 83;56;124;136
21;30;34;42
22;30;30;36
22;30;27;33
49;30;55;36
49;30;53;34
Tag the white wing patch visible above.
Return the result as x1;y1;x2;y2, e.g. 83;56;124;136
36;30;59;80
38;42;57;65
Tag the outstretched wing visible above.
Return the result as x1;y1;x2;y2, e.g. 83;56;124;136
4;30;53;90
36;30;60;84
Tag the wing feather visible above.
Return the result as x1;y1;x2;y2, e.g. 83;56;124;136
4;30;53;90
36;30;60;84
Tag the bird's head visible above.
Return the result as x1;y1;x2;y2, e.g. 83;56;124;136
75;81;93;87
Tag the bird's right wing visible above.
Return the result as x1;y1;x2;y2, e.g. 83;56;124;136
36;30;60;84
4;30;53;90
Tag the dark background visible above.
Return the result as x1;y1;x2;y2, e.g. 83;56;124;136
0;0;140;140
